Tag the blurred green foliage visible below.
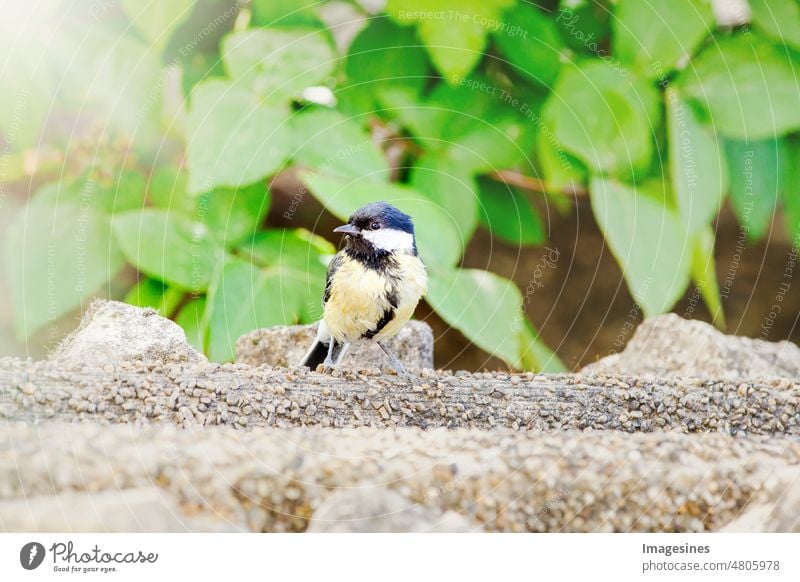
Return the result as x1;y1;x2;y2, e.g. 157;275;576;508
2;0;800;370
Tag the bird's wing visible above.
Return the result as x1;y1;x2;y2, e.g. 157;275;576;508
322;251;345;304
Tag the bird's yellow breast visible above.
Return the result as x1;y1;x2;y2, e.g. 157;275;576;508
324;252;427;343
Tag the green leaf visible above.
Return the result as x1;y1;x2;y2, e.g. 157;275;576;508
423;74;530;144
186;79;292;193
301;173;464;267
110;171;149;214
382;74;537;173
786;196;800;245
426;267;525;368
163;0;235;65
545;61;658;174
386;0;515;82
124;277;185;317
477;177;545;246
377;86;449;142
149;167;270;246
0;39;51;149
749;0;800;51
237;229;334;323
250;0;323;28
448;118;537;175
199;182;271;247
690;227;725;329
590;176;692;316
221;28;334;100
57;27;164;145
5;199;126;339
206;258;304;361
290;107;389;181
238;228;335;270
537;129;588;192
723;138;781;240
678;34;800;139
175;297;208;353
2;8;164;150
519;320;567;373
148;167;195;214
342;17;430;112
492;4;565;88
613;0;714;78
780;137;800;244
409;153;479;239
180;50;228;99
112;208;224;291
36;171;147;216
666;88;728;234
555;2;611;54
122;0;196;52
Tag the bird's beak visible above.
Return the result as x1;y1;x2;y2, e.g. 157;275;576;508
333;224;361;236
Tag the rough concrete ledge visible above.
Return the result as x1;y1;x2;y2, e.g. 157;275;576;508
236;321;434;369
2;424;798;533
2;357;799;435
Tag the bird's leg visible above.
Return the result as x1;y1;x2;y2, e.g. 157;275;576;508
334;342;350;366
320;341;350;373
377;341;411;379
320;339;337;373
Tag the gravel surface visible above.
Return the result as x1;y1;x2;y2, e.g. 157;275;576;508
2;357;799;435
2;423;798;533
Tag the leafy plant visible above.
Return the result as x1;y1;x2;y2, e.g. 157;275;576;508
3;0;800;370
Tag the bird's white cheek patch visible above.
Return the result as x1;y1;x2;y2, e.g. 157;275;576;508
363;228;414;251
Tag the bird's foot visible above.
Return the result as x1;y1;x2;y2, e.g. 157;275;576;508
377;341;415;381
316;358;337;374
386;360;416;382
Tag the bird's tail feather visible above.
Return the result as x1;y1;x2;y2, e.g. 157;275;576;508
301;340;330;370
301;321;347;369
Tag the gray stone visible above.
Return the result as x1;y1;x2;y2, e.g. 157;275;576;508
49;299;206;367
0;487;242;532
581;314;800;380
307;487;477;533
235;321;434;369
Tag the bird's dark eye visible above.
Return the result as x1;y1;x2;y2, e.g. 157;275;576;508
370;222;381;230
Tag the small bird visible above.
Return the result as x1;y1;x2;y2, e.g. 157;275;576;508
301;201;428;375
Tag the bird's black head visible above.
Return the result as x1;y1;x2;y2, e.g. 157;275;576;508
334;201;417;257
348;201;414;234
